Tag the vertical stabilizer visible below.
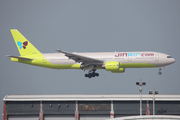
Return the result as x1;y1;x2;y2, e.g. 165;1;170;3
10;29;41;56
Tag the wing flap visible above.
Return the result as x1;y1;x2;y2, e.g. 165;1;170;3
6;55;33;60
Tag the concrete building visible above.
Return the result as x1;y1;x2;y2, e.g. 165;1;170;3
3;94;180;120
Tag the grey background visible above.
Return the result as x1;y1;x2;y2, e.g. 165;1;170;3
0;0;180;119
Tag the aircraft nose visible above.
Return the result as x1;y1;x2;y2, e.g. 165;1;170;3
172;58;176;63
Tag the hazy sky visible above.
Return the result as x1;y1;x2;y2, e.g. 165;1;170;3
1;0;180;118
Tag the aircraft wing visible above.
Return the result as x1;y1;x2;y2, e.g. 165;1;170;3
56;50;103;65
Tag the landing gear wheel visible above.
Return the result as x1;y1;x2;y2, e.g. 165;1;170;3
158;68;162;75
88;73;92;78
95;73;99;76
84;72;99;78
158;72;162;75
85;74;88;77
92;73;95;77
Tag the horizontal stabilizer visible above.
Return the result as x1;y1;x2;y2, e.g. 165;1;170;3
6;55;33;60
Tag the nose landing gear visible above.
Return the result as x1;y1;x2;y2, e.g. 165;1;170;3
158;68;162;75
158;72;162;75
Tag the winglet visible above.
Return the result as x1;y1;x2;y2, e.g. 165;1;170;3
56;49;62;53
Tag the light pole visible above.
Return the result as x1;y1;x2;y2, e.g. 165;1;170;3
149;89;158;115
136;79;146;116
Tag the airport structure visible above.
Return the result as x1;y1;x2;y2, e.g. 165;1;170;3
3;94;180;120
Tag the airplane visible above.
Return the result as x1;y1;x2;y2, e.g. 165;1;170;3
7;29;175;78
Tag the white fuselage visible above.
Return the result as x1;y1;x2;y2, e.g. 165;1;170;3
42;51;175;67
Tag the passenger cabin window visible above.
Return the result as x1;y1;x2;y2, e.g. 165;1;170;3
167;56;172;58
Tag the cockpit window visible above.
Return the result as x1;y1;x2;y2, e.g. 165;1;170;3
167;56;172;58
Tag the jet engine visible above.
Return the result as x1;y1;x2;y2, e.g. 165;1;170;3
103;61;125;73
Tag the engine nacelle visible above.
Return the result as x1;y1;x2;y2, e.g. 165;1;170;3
104;61;125;73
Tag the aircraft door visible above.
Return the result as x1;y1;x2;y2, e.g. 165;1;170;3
155;56;159;61
43;58;47;63
128;57;132;62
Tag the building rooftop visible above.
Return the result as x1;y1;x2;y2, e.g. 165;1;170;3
3;94;180;101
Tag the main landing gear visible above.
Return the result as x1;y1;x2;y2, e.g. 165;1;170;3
85;72;99;78
82;65;99;78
